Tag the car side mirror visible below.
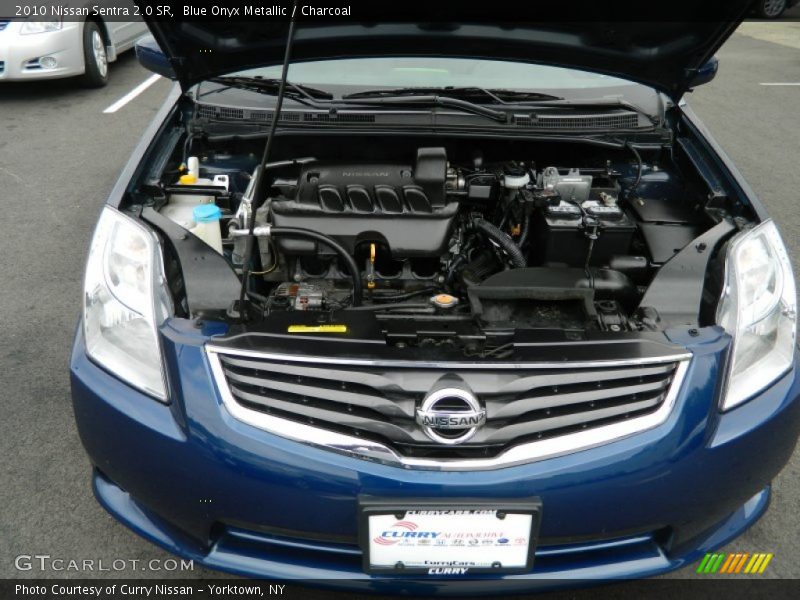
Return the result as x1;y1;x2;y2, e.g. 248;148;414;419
689;57;718;88
135;35;176;79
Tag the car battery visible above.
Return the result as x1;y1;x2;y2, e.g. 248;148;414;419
532;200;636;267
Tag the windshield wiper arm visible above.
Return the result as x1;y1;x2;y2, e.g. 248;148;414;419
199;82;652;127
202;76;334;101
343;86;562;103
199;81;506;123
335;94;509;123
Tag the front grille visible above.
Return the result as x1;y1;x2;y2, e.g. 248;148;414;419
515;111;640;130
211;350;684;463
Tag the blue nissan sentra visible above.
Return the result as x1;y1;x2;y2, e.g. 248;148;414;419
70;2;800;592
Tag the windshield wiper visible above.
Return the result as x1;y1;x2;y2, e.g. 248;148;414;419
343;86;563;103
338;88;658;126
199;80;509;123
202;76;334;102
198;81;655;128
336;94;510;123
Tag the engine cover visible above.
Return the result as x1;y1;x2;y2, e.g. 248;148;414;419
270;148;458;257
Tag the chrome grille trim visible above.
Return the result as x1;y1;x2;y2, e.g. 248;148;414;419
206;346;691;471
207;345;691;369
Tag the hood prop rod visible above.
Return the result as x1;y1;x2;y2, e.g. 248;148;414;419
238;2;299;323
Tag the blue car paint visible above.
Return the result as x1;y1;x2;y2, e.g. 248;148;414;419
69;93;800;590
69;316;800;591
135;36;178;80
90;472;770;594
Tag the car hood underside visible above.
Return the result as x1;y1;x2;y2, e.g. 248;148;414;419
137;1;751;99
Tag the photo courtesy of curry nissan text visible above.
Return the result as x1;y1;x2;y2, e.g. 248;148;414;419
12;0;791;594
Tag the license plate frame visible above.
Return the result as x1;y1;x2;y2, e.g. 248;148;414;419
359;496;542;576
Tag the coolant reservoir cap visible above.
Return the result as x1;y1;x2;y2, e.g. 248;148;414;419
431;293;459;309
179;173;198;184
193;204;222;223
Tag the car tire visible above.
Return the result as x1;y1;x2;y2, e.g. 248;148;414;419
81;21;109;88
754;0;787;18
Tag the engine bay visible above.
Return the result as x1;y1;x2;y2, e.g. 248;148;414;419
143;133;735;355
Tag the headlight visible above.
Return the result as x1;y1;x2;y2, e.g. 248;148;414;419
83;207;173;401
717;220;796;410
20;20;63;34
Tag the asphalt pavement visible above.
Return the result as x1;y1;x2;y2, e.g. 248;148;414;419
1;21;799;596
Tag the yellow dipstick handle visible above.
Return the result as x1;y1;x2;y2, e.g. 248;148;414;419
367;243;377;289
287;325;348;333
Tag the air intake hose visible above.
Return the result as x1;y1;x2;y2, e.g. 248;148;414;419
473;218;526;269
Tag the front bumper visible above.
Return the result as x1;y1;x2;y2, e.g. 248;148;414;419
70;320;800;592
0;22;84;81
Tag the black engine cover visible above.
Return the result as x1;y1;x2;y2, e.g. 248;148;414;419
270;148;457;257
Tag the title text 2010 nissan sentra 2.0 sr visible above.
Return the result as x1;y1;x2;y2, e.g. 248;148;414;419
69;2;800;592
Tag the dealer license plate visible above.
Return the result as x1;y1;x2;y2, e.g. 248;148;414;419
360;499;541;575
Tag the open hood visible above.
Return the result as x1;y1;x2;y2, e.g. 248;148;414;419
138;4;751;100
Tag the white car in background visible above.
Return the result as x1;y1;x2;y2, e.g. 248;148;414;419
0;17;148;86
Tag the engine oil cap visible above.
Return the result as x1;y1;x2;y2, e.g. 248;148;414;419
431;293;459;309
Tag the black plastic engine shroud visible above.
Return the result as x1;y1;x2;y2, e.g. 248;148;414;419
270;147;458;257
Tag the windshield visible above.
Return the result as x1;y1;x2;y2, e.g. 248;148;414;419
235;57;636;91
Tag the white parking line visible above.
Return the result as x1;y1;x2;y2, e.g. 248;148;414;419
759;83;800;86
103;74;162;114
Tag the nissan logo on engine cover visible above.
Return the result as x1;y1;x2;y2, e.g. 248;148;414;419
416;388;486;445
